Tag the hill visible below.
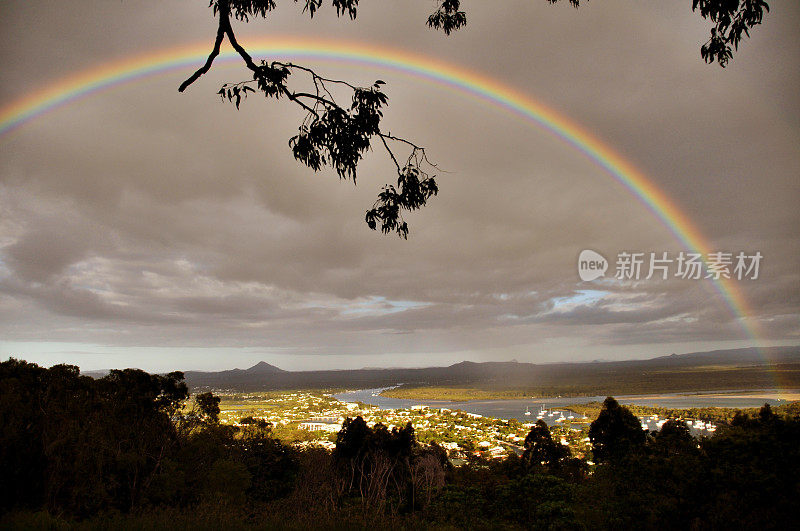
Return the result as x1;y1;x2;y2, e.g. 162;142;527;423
180;346;800;396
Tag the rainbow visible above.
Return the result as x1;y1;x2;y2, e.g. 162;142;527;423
0;38;768;351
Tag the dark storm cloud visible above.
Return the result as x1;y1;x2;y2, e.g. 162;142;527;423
0;1;798;369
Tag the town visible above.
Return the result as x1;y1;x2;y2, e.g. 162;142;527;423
218;390;596;461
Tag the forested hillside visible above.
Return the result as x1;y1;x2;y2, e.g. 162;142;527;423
2;359;798;529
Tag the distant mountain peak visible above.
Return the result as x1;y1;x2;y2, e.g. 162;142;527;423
245;361;285;373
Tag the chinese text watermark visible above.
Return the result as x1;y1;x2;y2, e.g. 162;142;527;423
578;250;762;282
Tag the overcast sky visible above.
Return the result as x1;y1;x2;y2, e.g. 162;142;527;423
0;1;798;371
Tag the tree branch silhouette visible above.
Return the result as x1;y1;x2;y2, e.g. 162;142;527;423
180;0;440;238
178;0;770;237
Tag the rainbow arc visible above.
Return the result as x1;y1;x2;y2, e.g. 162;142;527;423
0;37;776;382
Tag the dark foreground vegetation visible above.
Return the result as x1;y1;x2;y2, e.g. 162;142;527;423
2;359;798;530
567;400;800;424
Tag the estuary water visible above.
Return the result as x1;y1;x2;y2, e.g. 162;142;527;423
332;388;797;424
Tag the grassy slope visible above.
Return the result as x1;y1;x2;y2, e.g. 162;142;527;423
380;364;800;401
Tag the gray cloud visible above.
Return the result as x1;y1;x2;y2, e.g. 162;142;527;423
0;1;798;370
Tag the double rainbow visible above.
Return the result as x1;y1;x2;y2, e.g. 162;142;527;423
0;37;764;348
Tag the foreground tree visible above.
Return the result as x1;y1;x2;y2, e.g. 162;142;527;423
333;416;447;511
699;404;800;529
0;359;189;515
2;360;797;528
588;396;647;463
180;1;770;237
521;419;569;471
0;359;302;516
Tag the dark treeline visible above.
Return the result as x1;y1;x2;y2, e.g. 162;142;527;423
568;400;800;424
1;359;798;529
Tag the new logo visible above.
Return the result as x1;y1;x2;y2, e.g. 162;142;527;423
578;249;608;281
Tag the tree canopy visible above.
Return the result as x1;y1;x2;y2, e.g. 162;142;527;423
521;419;570;470
588;396;647;463
2;361;797;528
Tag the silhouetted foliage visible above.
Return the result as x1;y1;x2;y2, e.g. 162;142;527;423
427;454;582;529
698;404;799;529
521;419;570;471
333;416;447;512
0;359;297;517
693;0;770;66
0;359;189;515
588;396;647;463
3;365;797;529
426;0;467;35
651;418;695;456
195;391;221;423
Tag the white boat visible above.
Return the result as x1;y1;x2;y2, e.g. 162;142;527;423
524;407;531;416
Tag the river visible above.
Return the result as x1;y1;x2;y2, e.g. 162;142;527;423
332;387;797;425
